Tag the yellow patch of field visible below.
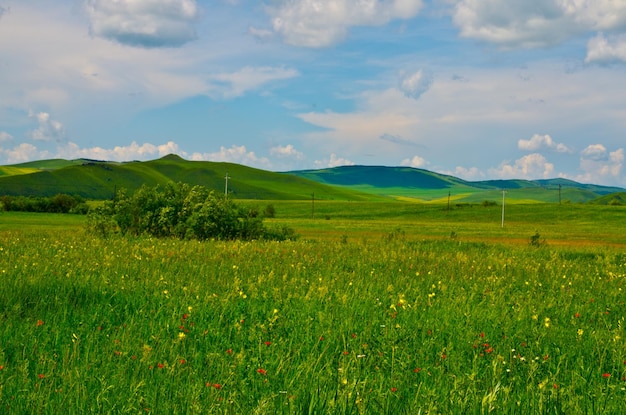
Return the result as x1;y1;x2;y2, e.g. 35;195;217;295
0;166;40;176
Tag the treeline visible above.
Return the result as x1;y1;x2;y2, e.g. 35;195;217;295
87;182;297;241
0;194;89;214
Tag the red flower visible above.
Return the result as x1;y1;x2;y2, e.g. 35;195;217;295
179;359;186;365
543;355;549;361
413;367;421;373
485;347;494;354
553;383;559;389
157;363;165;369
0;365;4;370
36;320;44;327
226;348;233;355
37;374;45;379
351;333;357;339
602;373;611;378
319;336;325;341
182;313;189;320
441;353;447;359
212;383;222;389
390;387;398;392
257;368;267;376
574;313;580;318
479;332;485;338
264;341;271;346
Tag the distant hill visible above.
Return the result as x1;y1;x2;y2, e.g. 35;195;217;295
288;165;625;203
589;192;626;205
0;155;623;203
0;155;376;201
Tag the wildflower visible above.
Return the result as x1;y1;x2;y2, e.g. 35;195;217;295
553;383;559;389
413;367;422;373
179;359;186;365
257;368;267;376
157;363;165;369
178;332;186;340
390;387;398;392
544;317;551;328
38;374;45;379
603;373;611;378
0;365;4;370
264;341;271;346
213;383;222;389
577;329;584;337
36;320;44;327
574;312;580;318
343;351;349;355
226;348;233;355
441;353;447;359
182;313;189;320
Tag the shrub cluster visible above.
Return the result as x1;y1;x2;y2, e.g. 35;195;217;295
0;194;88;214
87;182;297;241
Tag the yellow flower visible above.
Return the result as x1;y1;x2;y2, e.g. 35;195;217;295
178;332;186;340
577;329;583;337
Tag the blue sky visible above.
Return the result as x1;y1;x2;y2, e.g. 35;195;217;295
0;0;625;186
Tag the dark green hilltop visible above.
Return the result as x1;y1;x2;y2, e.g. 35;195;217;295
0;154;624;203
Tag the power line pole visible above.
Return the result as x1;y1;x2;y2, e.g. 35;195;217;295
224;173;230;198
501;189;506;228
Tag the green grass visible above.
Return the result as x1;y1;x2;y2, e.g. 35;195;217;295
0;204;625;413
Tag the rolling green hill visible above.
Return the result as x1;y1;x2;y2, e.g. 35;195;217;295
288;165;625;203
0;155;376;201
0;156;623;203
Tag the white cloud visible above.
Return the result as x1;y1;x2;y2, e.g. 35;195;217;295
398;69;433;99
270;144;304;160
28;111;66;142
208;66;300;99
0;131;13;142
453;166;485;181
190;145;271;168
315;153;355;168
401;155;428;168
518;134;571;153
0;143;47;164
85;0;200;48
489;153;555;179
580;143;608;161
452;0;626;49
576;145;624;185
58;140;180;161
585;33;626;64
267;0;424;47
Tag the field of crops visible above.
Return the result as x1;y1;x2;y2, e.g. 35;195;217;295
0;203;625;413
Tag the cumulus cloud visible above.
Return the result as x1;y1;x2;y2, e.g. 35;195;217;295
58;140;180;161
190;145;271;168
398;69;433;99
0;143;43;164
28;111;66;142
85;0;200;48
0;131;13;142
585;33;626;64
452;0;626;49
267;0;424;47
489;153;555;179
315;153;355;168
270;144;304;160
577;145;624;185
518;133;571;153
453;166;485;181
208;66;300;99
401;155;428;168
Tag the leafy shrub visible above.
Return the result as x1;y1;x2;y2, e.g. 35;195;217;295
87;182;296;241
529;231;547;247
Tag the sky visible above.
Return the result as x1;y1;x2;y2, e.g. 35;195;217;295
0;0;625;187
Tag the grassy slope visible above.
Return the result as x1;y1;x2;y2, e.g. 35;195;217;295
289;166;624;203
0;155;379;201
0;156;623;203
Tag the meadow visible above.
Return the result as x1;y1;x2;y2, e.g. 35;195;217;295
0;202;625;413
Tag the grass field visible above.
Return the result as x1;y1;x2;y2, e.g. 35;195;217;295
0;203;625;413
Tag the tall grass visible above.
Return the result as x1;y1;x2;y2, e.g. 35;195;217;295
0;221;625;413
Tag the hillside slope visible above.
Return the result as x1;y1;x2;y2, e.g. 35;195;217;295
0;155;376;201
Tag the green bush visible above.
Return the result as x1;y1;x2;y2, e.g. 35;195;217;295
87;182;296;241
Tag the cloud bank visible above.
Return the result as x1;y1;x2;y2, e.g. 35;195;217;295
85;0;200;48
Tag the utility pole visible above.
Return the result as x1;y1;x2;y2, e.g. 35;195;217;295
224;173;230;198
501;189;506;228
